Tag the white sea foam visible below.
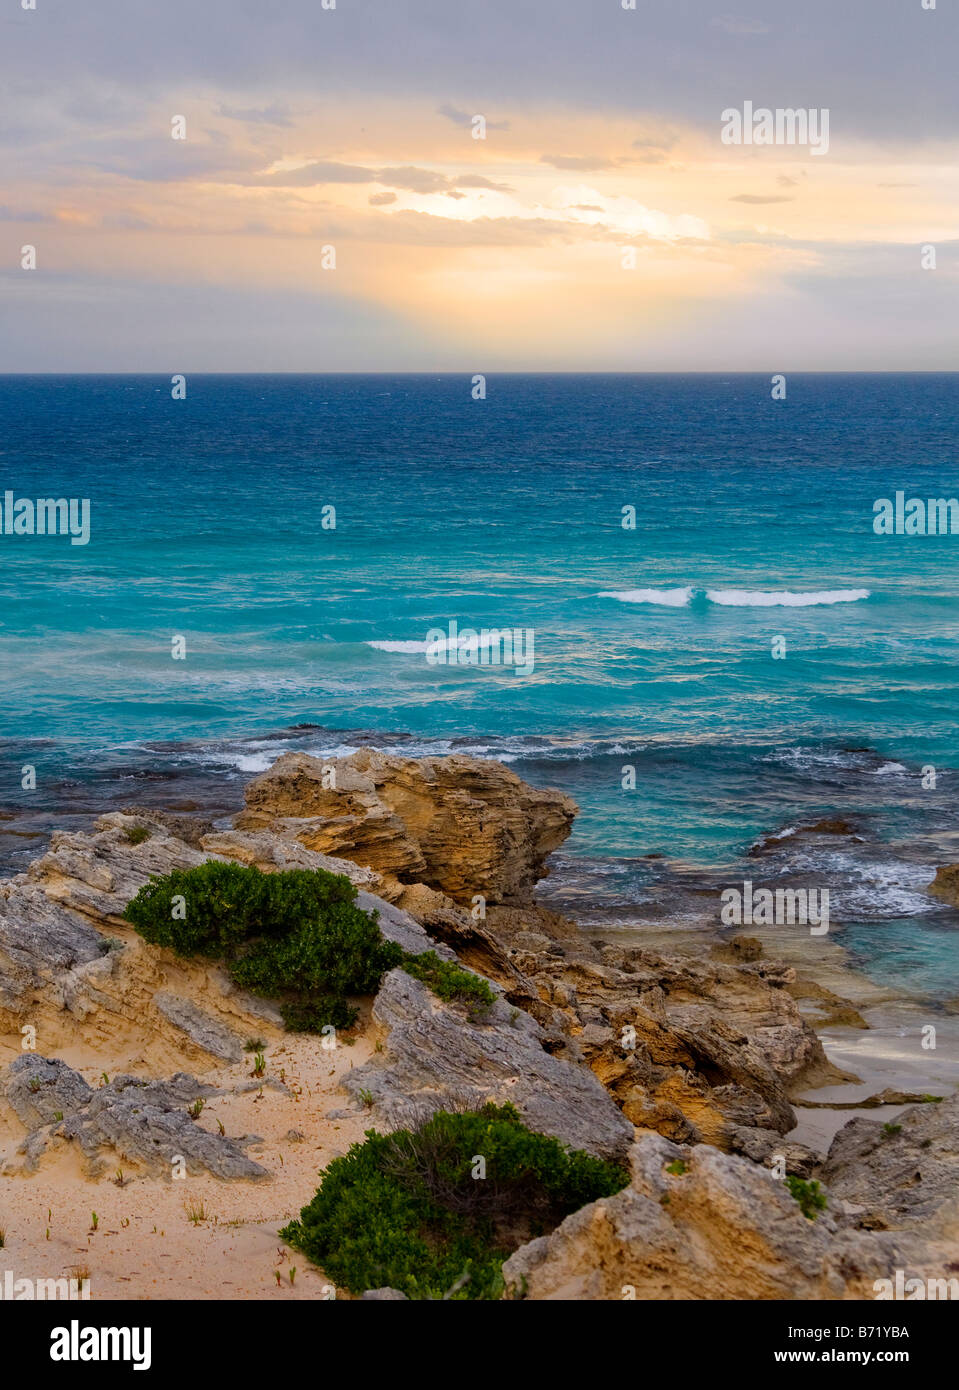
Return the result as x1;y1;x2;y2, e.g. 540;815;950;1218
366;634;503;655
706;588;870;607
365;639;431;653
598;587;693;607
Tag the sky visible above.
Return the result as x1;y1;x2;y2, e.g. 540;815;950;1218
1;0;957;371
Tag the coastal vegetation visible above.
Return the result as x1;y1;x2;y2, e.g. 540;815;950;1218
280;1102;629;1299
123;860;403;1031
123;860;498;1031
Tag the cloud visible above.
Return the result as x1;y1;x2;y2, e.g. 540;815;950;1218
215;102;294;127
437;103;510;131
368;191;397;206
247;160;372;186
710;15;771;35
540;154;621;171
375;165;451;193
0;205;51;222
730;194;795;204
456;173;513;193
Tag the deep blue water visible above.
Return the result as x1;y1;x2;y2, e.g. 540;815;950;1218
2;374;958;998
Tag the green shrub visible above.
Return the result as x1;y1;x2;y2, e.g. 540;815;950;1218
123;861;402;1031
123;826;151;845
281;1102;628;1300
400;950;496;1016
785;1176;827;1220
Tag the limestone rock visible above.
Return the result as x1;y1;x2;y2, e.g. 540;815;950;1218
343;968;633;1162
502;1133;948;1300
929;863;959;906
821;1094;959;1231
236;748;577;904
2;1055;268;1180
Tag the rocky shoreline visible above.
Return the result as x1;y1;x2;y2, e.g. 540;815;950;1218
1;748;956;1299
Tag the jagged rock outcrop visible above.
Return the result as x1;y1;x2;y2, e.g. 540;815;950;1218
822;1094;959;1231
478;906;847;1156
2;1055;268;1180
342;967;634;1163
236;749;577;904
502;1133;951;1300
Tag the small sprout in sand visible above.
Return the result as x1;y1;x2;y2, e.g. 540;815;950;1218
289;1266;297;1287
120;1218;130;1229
188;1098;205;1120
244;1038;266;1053
46;1228;50;1241
67;1265;90;1293
374;1040;384;1053
89;1212;99;1233
185;1198;207;1226
113;1168;128;1187
216;1119;225;1137
882;1122;903;1138
53;1111;63;1122
0;1227;6;1248
357;1088;375;1109
100;1072;110;1087
251;1052;266;1079
274;1269;282;1286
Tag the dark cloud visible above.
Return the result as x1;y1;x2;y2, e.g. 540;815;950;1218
437;103;510;131
730;193;795;204
0;205;51;222
368;191;397;206
4;1;953;143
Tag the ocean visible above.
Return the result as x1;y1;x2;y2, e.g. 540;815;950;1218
2;373;958;1002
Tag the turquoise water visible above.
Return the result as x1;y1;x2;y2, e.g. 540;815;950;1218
2;374;958;997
